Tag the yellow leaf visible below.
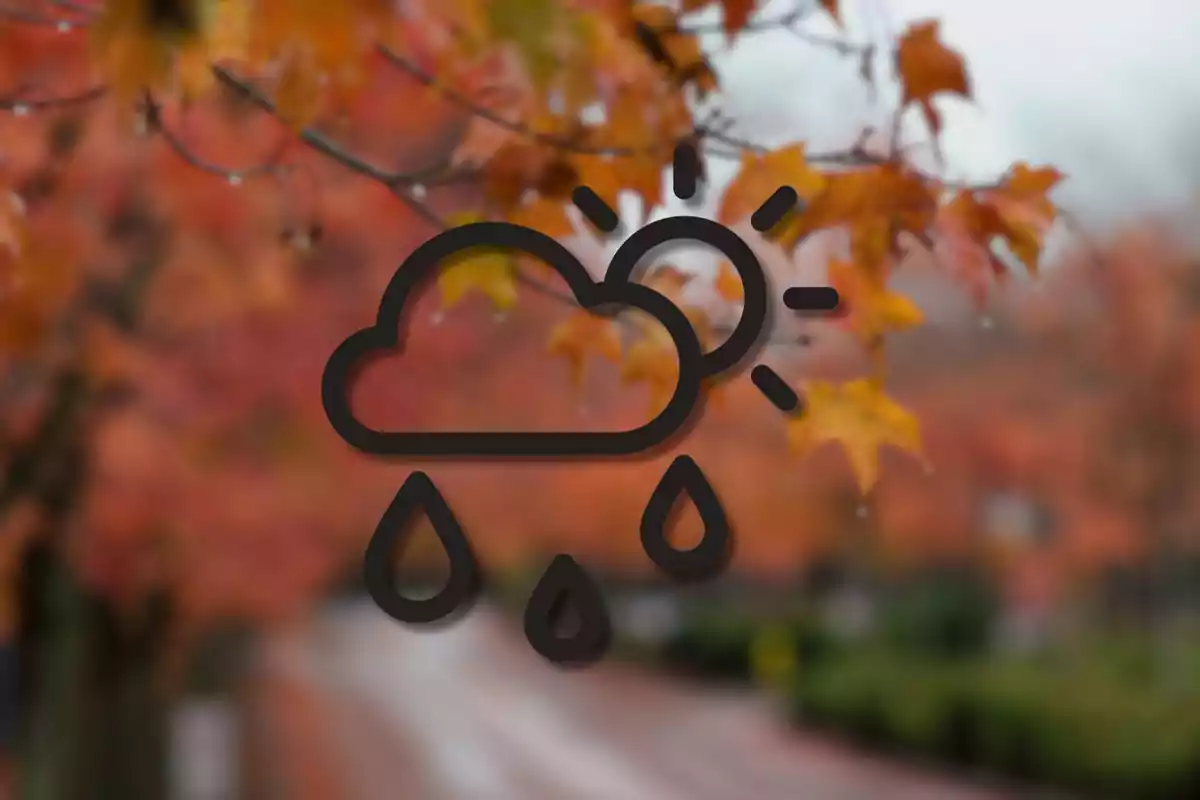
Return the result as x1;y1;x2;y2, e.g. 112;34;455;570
436;246;519;311
718;145;827;228
202;0;250;62
787;378;924;493
275;45;324;131
547;310;622;387
828;259;924;343
751;624;798;690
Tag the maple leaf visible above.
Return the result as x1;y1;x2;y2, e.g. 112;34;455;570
630;3;717;96
436;245;520;311
721;0;758;38
90;0;197;102
718;145;827;229
895;20;971;139
274;45;324;131
547;310;623;387
714;260;744;302
932;195;1004;307
819;0;841;26
595;85;676;213
787;378;925;493
828;259;924;344
451;46;537;167
984;163;1064;271
621;323;679;417
781;164;938;265
507;197;576;240
938;163;1063;278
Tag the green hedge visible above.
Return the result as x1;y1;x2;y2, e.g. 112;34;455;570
648;611;1200;800
791;652;1200;800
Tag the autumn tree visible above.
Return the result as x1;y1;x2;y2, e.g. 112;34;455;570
0;1;1065;795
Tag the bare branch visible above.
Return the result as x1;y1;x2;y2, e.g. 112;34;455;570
0;85;106;112
142;93;289;181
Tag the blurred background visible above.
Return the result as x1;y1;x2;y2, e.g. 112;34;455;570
2;1;1200;799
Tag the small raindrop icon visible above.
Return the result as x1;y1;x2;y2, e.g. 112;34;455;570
640;455;732;583
523;554;612;667
362;471;481;625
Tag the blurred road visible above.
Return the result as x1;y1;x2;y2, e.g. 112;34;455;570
255;601;1014;800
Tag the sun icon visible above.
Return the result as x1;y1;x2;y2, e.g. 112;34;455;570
567;140;840;415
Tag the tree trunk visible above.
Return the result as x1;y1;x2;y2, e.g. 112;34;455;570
18;538;172;800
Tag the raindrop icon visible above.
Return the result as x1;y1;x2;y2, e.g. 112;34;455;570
640;455;732;583
362;471;481;625
523;554;612;667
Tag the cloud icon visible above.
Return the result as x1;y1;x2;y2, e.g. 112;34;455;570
321;221;706;457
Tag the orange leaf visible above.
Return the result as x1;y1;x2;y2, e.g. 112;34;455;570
450;47;537;167
508;197;575;240
275;46;324;131
819;0;841;26
547;311;623;387
718;144;827;228
714;260;744;302
782;164;937;265
631;4;717;96
895;20;971;138
721;0;758;38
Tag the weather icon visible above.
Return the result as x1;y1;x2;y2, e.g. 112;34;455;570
322;140;840;667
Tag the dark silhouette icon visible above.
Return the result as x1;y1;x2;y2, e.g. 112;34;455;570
362;472;482;625
322;139;840;667
522;554;613;667
321;219;704;457
640;455;731;582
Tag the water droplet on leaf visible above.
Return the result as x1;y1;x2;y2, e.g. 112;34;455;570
12;105;29;117
57;21;71;33
228;173;242;186
856;503;869;519
523;554;611;667
640;455;732;583
362;472;481;625
429;311;444;326
411;184;426;200
979;315;993;329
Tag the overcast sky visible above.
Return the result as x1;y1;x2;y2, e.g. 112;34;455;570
583;0;1200;281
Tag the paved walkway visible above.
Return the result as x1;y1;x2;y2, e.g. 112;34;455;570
255;601;1016;800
